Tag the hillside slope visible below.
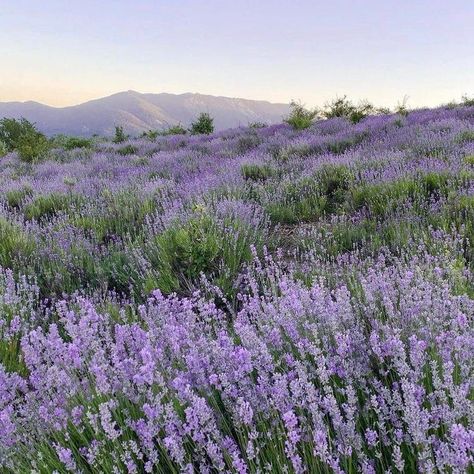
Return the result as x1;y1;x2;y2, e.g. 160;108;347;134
0;91;290;136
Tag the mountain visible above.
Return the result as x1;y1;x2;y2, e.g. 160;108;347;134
0;91;290;136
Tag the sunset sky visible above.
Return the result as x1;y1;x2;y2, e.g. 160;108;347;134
1;0;473;108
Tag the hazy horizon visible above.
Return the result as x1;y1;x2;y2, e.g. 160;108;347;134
1;0;473;109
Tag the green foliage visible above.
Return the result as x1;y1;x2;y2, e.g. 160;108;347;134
50;135;92;150
141;129;160;140
285;101;319;130
23;193;82;221
141;124;187;140
16;134;50;163
0;217;35;269
113;125;127;143
266;164;354;224
148;212;262;296
0;140;7;157
461;94;474;107
394;96;410;117
190;112;214;135
72;192;156;242
316;164;354;212
322;96;374;123
241;164;275;182
455;130;474;143
5;186;33;209
0;117;49;162
117;144;138;156
63;136;92;150
352;173;451;218
165;124;187;135
463;155;474;166
0;118;36;151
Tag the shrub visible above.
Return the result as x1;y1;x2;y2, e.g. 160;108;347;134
23;193;81;220
316;164;354;211
142;129;160;140
16;132;50;163
322;96;374;123
113;125;126;143
0;140;7;157
149;212;262;296
50;135;92;150
0;217;35;269
394;95;410;117
5;186;33;209
455;130;474;143
0;118;49;162
0;118;36;151
165;124;187;135
284;101;319;130
190;113;214;135
461;94;474;107
241;164;275;181
117;144;138;156
322;96;356;119
464;155;474;166
63;137;92;150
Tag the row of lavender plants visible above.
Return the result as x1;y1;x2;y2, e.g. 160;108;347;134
1;103;474;472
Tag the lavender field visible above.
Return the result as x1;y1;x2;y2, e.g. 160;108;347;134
1;105;474;473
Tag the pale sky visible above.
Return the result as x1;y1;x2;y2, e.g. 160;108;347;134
1;0;473;108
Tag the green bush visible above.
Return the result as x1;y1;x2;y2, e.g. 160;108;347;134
113;125;127;143
16;133;50;162
0;140;7;157
464;155;474;166
394;96;410;117
63;137;92;150
316;164;354;212
352;178;418;217
456;130;474;143
165;124;187;135
266;178;326;224
351;173;450;218
117;144;138;156
0;217;35;269
241;164;275;181
5;186;33;209
148;212;262;296
0;117;49;162
50;135;92;150
285;101;319;130
461;95;474;107
190;113;214;135
23;193;81;220
142;129;160;140
322;96;374;124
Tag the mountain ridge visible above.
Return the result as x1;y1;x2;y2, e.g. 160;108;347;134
0;91;290;136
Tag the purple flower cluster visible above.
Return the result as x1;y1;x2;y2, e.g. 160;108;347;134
0;247;472;472
0;104;474;471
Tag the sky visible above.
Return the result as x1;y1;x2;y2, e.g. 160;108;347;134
1;0;473;108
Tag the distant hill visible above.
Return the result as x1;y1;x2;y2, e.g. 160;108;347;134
0;91;290;136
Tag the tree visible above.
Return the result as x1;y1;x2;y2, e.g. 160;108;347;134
113;125;127;143
285;101;319;130
190;113;214;135
0;117;49;162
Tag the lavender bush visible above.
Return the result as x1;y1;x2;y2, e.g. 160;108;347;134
0;104;474;472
